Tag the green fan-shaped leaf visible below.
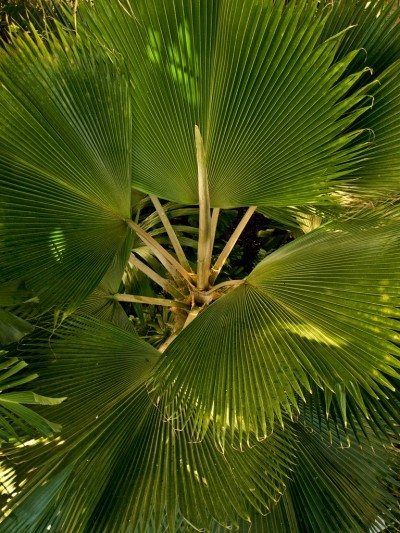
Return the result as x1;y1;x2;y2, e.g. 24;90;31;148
348;60;400;198
233;491;298;533
321;0;400;77
0;280;34;309
79;0;372;207
0;356;63;442
0;311;33;346
319;1;400;199
233;422;398;532
2;318;296;532
0;280;37;345
154;217;400;445
76;288;135;333
0;32;132;310
300;373;400;445
76;231;136;331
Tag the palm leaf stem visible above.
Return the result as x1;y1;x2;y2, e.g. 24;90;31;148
210;208;220;255
128;254;184;299
113;294;189;309
210;206;257;284
73;0;79;31
195;126;212;290
149;195;192;272
182;306;201;329
126;220;194;286
205;279;245;295
158;306;201;353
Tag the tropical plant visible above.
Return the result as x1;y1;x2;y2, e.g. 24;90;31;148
0;1;74;44
0;0;399;531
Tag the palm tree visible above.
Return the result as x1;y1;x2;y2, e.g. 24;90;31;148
0;0;399;530
0;1;72;44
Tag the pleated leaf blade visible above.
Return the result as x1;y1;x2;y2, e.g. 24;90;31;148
154;216;400;444
2;317;296;532
79;0;372;208
0;32;132;310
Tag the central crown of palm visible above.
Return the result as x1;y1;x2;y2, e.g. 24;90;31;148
0;0;399;531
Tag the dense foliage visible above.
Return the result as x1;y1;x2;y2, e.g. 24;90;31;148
0;0;399;531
